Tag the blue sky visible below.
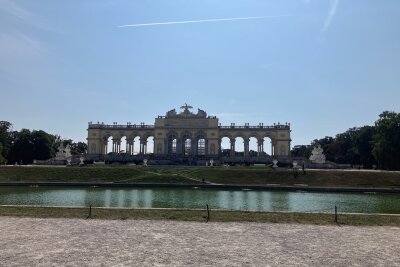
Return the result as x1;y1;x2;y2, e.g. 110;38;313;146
1;0;399;151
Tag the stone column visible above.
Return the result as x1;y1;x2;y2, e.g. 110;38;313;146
271;141;276;156
116;140;121;153
230;138;235;157
125;141;130;154
244;138;249;158
191;139;197;156
143;140;147;154
258;139;264;157
139;138;144;154
176;138;183;155
112;139;116;153
130;140;135;155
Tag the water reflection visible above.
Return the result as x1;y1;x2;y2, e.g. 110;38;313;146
0;187;399;214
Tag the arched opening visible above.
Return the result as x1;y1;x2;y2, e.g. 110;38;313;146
220;137;231;157
249;137;258;157
106;136;113;155
120;136;127;154
168;134;177;154
144;136;154;155
235;137;244;157
263;137;273;156
133;136;141;155
182;134;191;156
197;135;206;156
184;139;191;156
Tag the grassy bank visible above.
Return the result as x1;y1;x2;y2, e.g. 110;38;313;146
1;206;399;226
1;165;400;188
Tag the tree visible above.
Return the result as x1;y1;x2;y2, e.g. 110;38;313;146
32;130;56;160
291;145;312;158
7;129;55;164
7;129;35;164
372;111;400;170
61;139;87;155
0;142;4;164
311;136;335;162
0;121;12;163
72;142;87;155
352;126;376;168
295;126;377;168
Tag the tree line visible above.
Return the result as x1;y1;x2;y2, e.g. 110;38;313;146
291;111;400;170
0;121;87;165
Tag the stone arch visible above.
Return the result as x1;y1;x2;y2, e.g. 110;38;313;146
120;136;127;154
220;136;231;157
166;131;179;155
219;132;233;139
234;136;245;156
248;137;258;157
181;131;192;156
126;132;139;155
132;136;141;155
263;135;274;156
140;134;154;154
102;133;115;155
196;133;207;156
113;132;129;154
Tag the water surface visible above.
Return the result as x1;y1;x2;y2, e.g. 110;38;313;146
0;187;399;214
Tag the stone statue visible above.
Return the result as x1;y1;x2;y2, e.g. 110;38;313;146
55;144;65;161
64;144;72;159
180;103;193;115
166;109;177;117
197;108;207;118
79;156;85;166
309;145;326;164
272;159;279;168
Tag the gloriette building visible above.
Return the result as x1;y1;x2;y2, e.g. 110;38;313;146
87;104;291;163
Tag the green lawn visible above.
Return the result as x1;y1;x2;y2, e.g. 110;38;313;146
0;165;400;188
0;166;198;184
1;206;399;226
187;167;400;188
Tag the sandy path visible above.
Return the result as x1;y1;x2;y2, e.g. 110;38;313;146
0;217;399;266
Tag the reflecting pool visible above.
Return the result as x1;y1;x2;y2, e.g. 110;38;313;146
0;187;399;213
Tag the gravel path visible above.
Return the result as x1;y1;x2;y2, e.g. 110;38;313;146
0;217;399;266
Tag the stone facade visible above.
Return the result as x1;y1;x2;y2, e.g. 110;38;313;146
87;105;291;158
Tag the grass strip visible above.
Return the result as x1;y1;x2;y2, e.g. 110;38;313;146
1;166;400;188
1;206;399;226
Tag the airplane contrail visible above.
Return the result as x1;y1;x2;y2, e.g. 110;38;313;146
118;15;291;28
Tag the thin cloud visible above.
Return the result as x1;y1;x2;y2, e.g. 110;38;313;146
322;0;340;33
0;0;54;32
0;0;31;21
118;15;292;28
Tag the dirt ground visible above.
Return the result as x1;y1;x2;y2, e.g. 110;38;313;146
0;217;399;266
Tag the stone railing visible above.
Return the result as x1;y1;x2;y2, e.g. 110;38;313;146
88;123;155;129
219;124;290;130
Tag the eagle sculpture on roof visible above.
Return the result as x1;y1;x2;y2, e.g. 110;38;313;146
180;103;193;114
